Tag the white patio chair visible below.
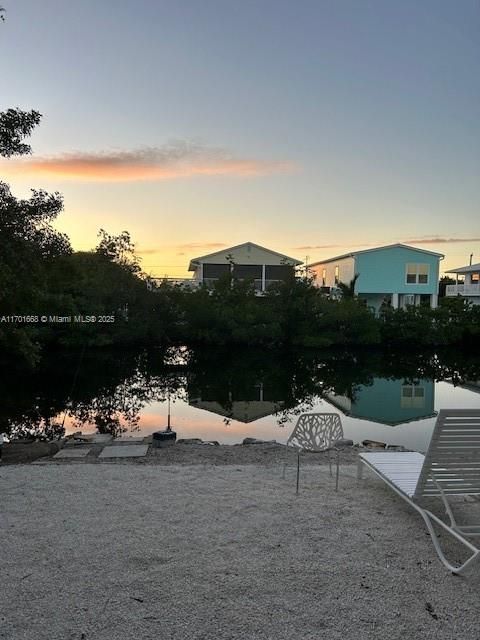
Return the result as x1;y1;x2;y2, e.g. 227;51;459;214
357;409;480;574
283;413;350;493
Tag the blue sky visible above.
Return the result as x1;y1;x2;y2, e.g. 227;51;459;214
0;0;478;275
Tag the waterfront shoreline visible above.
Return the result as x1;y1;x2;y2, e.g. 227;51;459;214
2;440;363;466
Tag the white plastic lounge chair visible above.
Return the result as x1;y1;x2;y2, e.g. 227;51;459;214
283;413;350;493
357;409;480;574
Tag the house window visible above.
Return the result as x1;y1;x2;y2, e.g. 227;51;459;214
233;264;262;280
401;385;425;409
406;263;429;284
334;266;339;285
265;265;294;282
322;269;326;286
472;273;479;282
203;263;231;279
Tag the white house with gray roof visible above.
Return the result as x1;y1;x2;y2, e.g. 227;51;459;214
188;242;303;293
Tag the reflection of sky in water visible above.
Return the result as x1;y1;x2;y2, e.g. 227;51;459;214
65;380;480;452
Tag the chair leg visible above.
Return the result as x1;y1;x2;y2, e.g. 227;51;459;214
296;452;300;495
419;508;480;575
357;458;364;480
335;450;340;492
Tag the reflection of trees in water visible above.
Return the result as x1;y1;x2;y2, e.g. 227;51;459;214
70;369;187;438
1;345;480;439
1;348;185;439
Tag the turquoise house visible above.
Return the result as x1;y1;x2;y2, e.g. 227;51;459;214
309;243;444;313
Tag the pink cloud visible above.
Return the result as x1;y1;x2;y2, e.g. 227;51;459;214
1;141;296;182
404;236;480;244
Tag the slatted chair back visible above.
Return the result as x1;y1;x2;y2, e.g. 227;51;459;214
287;413;343;452
414;409;480;498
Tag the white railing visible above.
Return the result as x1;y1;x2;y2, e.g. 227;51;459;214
147;278;200;290
445;283;480;296
147;277;291;293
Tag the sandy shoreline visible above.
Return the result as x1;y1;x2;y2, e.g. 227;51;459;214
3;439;364;465
3;440;361;467
1;460;480;640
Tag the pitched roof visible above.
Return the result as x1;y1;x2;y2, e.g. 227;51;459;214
446;262;480;274
188;241;303;271
308;243;444;267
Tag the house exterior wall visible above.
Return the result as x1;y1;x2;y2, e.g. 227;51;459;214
309;256;355;287
189;243;301;292
354;246;440;295
199;244;298;266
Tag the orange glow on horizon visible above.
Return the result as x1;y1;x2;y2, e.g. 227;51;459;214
0;152;296;182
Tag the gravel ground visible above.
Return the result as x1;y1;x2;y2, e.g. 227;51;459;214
6;442;361;467
1;462;480;640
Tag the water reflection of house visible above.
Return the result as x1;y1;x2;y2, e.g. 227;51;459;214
325;378;436;426
188;383;283;423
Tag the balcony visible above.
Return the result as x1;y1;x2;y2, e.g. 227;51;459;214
445;283;480;297
147;278;200;290
147;277;292;294
203;277;288;294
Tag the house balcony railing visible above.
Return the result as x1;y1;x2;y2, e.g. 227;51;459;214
445;283;480;297
147;278;200;290
203;278;286;293
147;277;291;293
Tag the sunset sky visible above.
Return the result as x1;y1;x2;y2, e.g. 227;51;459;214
1;0;479;276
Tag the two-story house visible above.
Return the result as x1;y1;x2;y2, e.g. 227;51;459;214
188;242;303;293
308;243;444;312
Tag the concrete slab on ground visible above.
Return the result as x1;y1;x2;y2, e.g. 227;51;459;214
98;445;149;458
71;433;113;444
112;437;145;445
54;448;91;459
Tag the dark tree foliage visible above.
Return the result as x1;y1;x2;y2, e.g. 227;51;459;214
96;228;142;274
41;250;168;348
337;273;359;298
0;107;72;362
438;276;456;297
0;108;42;158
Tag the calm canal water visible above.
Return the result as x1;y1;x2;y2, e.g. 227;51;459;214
143;380;479;452
3;346;480;453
